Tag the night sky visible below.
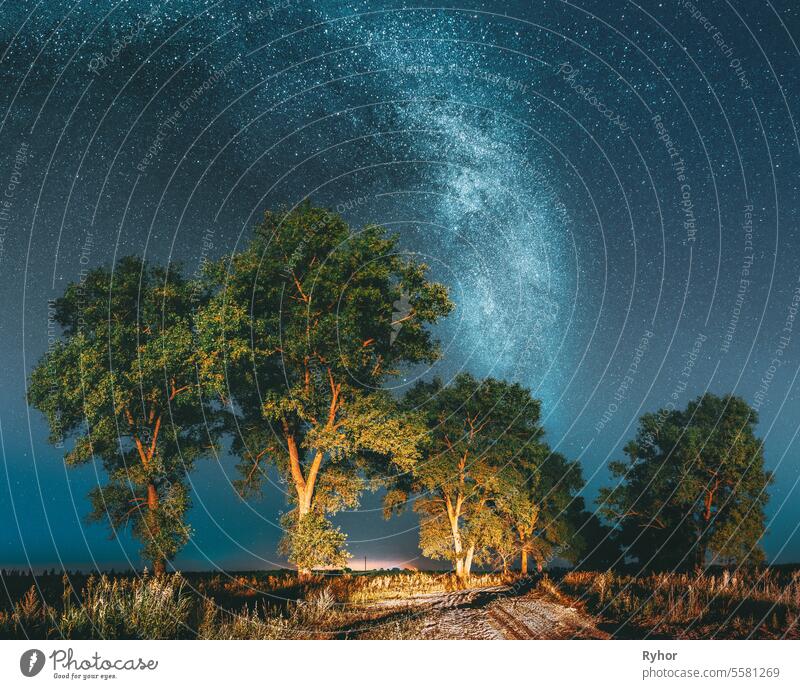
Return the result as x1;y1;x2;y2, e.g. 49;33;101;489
2;0;800;571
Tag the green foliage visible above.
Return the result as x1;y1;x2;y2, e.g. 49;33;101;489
279;512;351;572
568;504;620;571
391;373;602;575
497;448;587;570
196;204;452;570
467;508;517;571
600;393;772;570
394;373;545;574
28;257;218;570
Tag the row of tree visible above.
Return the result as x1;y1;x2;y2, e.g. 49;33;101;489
29;204;772;577
386;374;612;578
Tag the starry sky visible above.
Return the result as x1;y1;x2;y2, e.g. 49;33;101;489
1;0;800;571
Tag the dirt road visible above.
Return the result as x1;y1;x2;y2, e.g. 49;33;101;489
373;582;609;640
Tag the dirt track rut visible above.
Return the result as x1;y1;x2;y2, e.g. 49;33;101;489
376;582;609;640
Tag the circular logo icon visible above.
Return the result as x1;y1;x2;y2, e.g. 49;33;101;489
20;649;45;677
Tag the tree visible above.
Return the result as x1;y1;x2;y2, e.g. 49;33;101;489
196;204;452;574
569;505;620;571
279;512;350;572
29;257;217;574
498;448;586;574
469;508;517;575
600;393;772;571
388;374;543;580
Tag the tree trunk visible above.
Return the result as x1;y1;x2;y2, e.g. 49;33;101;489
447;504;465;581
521;548;528;575
147;482;166;576
463;545;475;580
290;484;311;579
696;485;717;572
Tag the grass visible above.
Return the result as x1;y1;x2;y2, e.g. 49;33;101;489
2;574;192;639
553;568;800;639
0;569;508;640
5;567;798;639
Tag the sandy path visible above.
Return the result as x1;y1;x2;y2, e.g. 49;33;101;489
373;583;609;640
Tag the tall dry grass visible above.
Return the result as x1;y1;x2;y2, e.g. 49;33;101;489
0;569;506;640
1;574;192;639
556;569;800;638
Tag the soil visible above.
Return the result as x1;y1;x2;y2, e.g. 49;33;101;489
366;581;609;640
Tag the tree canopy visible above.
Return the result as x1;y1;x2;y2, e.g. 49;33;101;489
196;204;453;572
29;257;217;574
388;373;611;578
27;207;773;582
600;393;772;570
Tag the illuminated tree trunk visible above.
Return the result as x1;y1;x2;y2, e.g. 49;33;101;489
521;548;528;575
452;528;464;579
695;483;717;571
294;484;313;579
446;494;467;582
147;482;166;576
285;429;314;578
130;410;168;576
282;376;340;579
463;545;475;580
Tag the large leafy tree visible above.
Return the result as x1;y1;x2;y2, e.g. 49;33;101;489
197;204;452;574
498;448;587;574
29;257;217;574
387;374;543;580
600;393;772;571
569;504;620;571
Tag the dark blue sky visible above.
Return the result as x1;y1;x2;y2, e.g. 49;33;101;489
1;0;800;571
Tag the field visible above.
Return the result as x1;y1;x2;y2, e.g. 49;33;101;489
2;567;799;640
556;568;800;640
